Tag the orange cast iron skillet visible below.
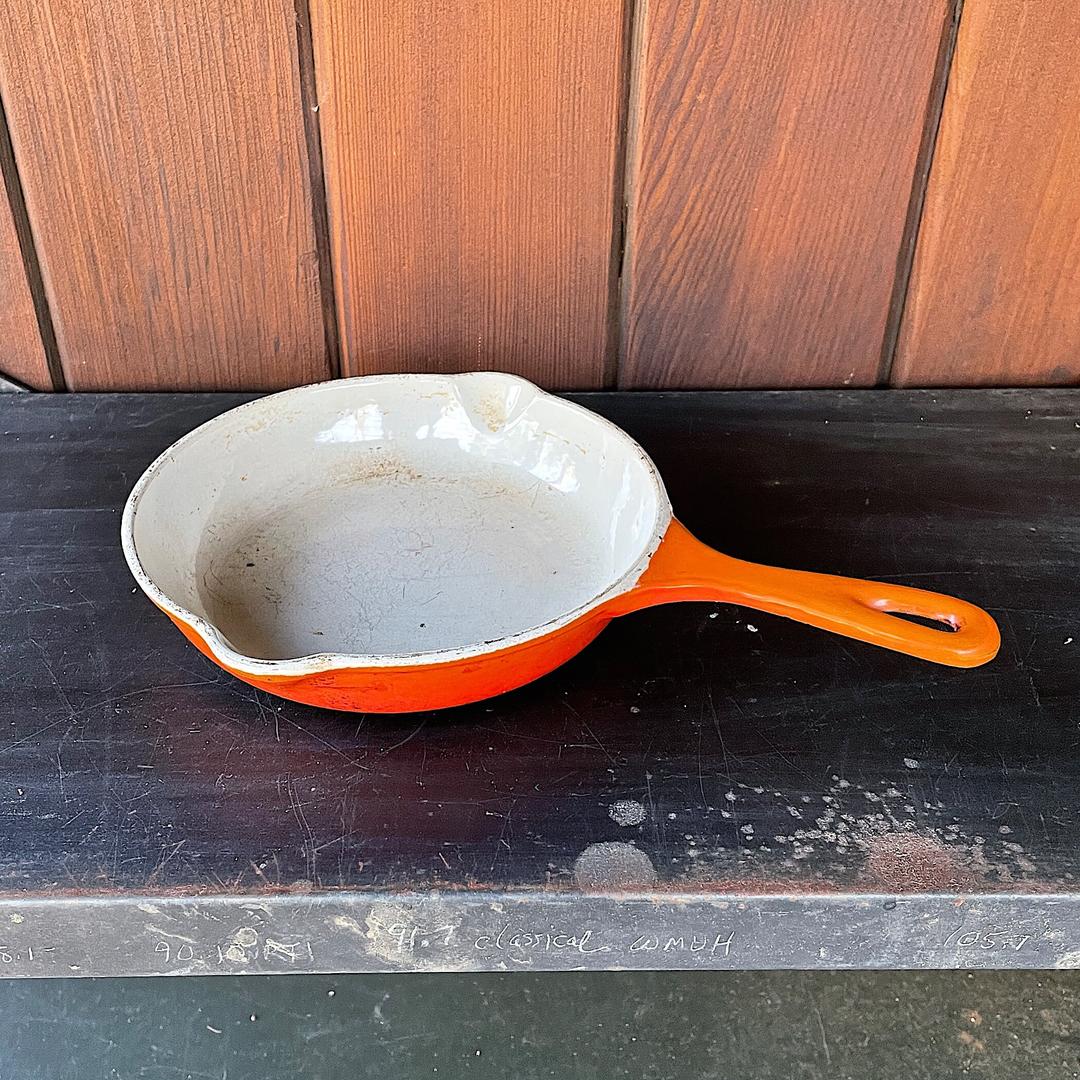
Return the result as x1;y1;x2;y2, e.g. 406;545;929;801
123;374;1000;713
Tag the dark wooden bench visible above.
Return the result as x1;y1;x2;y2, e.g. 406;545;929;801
1;389;1075;975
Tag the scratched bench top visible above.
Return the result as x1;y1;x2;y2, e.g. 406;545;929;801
0;389;1077;976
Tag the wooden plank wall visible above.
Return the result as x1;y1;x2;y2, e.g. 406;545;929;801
0;0;331;391
619;0;950;388
310;0;626;389
0;0;1076;391
894;0;1080;386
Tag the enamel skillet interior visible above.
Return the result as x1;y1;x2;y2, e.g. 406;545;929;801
123;373;672;675
123;373;999;711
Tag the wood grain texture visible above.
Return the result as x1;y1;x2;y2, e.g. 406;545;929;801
312;0;625;389
894;1;1080;386
620;0;950;389
0;0;330;391
0;185;50;390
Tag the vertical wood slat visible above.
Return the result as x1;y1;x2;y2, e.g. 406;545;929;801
0;0;330;391
894;0;1080;386
312;0;626;389
620;0;951;389
0;177;51;390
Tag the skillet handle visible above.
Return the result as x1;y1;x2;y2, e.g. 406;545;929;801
609;520;1000;668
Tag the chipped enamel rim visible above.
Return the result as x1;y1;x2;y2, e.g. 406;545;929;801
121;373;673;676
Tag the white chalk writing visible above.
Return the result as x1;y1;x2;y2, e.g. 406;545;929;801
473;924;609;963
0;945;53;964
629;930;734;957
263;937;315;963
943;926;1032;951
215;927;314;966
387;923;456;953
154;940;195;966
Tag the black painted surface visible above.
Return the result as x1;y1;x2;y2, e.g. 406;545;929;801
0;391;1076;929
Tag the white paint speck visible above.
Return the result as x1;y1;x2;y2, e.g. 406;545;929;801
609;799;647;827
746;624;758;633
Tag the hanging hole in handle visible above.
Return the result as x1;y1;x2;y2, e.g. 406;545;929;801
882;611;958;633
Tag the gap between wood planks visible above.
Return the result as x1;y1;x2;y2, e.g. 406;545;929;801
877;0;966;386
0;90;65;390
294;0;343;381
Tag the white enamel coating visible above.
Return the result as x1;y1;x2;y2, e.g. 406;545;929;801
122;373;672;674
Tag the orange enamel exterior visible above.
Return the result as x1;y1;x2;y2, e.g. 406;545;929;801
167;603;611;713
166;519;1000;713
611;521;1001;666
